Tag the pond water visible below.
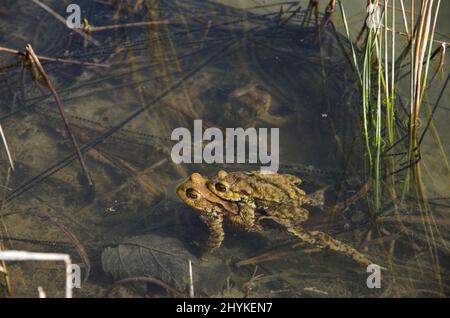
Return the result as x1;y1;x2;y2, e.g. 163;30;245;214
0;0;448;298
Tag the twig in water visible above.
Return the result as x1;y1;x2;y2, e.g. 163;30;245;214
98;151;163;198
0;248;13;297
81;18;170;33
301;0;318;28
236;245;320;267
30;0;100;46
243;266;264;298
188;259;194;298
0;124;14;171
25;44;93;187
426;43;446;87
37;286;46;298
0;46;110;68
37;209;91;283
322;0;336;27
418;73;450;147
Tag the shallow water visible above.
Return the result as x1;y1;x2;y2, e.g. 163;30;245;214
0;0;448;298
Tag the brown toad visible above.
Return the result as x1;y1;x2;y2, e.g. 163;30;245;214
205;81;292;127
206;170;372;267
176;171;321;254
176;172;241;255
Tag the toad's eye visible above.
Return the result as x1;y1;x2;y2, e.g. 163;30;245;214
215;183;227;192
186;188;199;199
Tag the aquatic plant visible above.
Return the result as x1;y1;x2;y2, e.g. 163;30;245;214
339;0;447;291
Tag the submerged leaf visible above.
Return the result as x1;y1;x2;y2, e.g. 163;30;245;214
101;234;230;295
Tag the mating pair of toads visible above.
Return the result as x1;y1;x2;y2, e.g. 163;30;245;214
177;170;372;267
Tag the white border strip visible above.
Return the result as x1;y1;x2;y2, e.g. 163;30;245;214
0;250;73;298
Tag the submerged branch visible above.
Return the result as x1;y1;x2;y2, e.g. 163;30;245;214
25;44;93;187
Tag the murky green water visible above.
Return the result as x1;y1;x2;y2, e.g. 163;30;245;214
0;0;448;298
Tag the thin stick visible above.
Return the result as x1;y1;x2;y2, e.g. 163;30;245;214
0;46;110;68
84;20;170;33
30;0;100;46
399;0;411;38
0;124;14;171
245;1;301;10
188;260;194;298
236;246;320;267
322;0;336;26
37;286;46;298
0;249;13;297
25;44;93;186
37;209;91;283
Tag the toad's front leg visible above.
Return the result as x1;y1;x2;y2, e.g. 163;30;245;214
226;202;262;232
286;227;373;267
199;213;225;256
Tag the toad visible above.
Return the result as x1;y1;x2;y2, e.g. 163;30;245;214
205;81;292;127
206;170;372;267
